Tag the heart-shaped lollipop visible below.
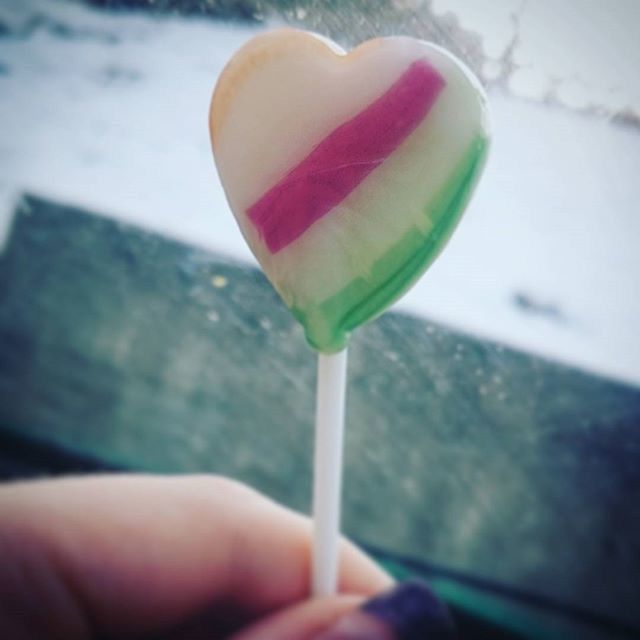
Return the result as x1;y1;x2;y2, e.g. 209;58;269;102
210;29;489;352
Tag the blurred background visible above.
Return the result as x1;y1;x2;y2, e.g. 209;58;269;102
0;1;639;638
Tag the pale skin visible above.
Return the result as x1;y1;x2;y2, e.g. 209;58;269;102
0;474;393;639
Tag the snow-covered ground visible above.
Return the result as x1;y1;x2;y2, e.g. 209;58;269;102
1;0;639;387
433;0;640;115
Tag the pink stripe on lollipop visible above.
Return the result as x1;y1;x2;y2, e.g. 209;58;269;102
247;60;446;254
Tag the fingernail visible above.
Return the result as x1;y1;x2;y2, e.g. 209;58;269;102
313;580;456;640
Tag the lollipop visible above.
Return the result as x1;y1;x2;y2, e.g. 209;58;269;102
210;28;490;595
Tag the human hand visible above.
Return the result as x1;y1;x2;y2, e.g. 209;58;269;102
0;474;454;639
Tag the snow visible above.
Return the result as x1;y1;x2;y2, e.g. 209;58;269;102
1;0;639;387
432;0;640;115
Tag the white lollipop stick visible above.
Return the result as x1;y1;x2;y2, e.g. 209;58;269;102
311;348;348;596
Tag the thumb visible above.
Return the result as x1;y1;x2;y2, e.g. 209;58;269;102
229;595;365;640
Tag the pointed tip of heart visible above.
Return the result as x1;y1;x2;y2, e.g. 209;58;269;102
292;134;489;353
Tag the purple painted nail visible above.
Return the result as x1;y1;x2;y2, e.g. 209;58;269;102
312;580;456;640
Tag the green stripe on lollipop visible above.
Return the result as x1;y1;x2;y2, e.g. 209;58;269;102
293;134;489;353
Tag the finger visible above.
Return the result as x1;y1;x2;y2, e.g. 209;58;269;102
229;595;363;640
0;474;391;638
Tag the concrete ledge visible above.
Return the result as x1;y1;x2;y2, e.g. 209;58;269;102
1;195;639;632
